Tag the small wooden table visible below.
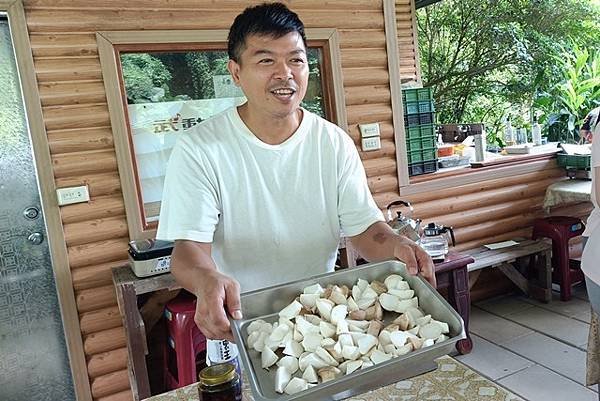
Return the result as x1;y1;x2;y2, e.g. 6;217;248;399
466;239;553;303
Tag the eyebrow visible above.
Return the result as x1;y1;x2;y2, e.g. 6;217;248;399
250;48;306;58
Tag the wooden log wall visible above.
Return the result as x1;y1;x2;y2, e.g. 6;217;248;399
22;0;420;400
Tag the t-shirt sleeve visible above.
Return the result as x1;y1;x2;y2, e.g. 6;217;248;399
593;132;600;168
155;135;220;242
337;134;385;237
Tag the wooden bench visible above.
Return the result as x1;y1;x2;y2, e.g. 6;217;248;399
465;238;553;303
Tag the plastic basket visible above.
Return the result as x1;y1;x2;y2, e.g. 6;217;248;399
417;88;433;101
402;87;432;103
408;149;424;164
556;153;590;169
404;112;435;127
406;137;422;151
402;88;419;102
422;147;437;162
408;162;424;176
421;136;435;149
423;160;438;174
404;100;435;115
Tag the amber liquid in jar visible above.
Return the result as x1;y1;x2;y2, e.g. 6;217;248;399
198;363;242;401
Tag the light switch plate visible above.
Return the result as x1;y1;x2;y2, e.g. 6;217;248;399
361;136;381;152
56;185;90;206
359;123;381;138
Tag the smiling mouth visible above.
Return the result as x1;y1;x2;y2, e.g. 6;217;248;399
270;88;296;96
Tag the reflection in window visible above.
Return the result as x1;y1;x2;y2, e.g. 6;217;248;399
120;48;325;224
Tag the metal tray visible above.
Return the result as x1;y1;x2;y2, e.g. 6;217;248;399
231;260;466;401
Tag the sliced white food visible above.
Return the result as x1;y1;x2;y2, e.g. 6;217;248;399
302;364;319;383
330;304;348;325
303;283;324;295
261;346;278;369
284;377;308;395
370;349;392;364
277;355;299;374
302;332;323;352
319;321;336;339
346;359;363;374
283;340;303;358
419;322;443;340
299;293;319;309
275;366;291;394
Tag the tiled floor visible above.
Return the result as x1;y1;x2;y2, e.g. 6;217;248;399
456;282;599;401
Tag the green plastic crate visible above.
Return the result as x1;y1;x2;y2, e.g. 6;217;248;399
406;124;435;140
406;126;422;140
404;100;435;115
406;137;422;151
408;149;424;163
421;136;435;149
556;153;590;169
402;87;432;103
417;88;433;101
402;88;419;102
422;147;437;162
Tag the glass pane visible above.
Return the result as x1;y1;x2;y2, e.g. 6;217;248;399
120;47;326;226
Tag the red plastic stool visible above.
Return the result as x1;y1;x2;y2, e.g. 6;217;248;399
532;216;585;301
163;293;207;390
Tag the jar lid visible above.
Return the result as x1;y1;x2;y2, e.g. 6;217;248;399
199;363;236;386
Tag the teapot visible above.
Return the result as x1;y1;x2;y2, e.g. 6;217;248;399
386;200;421;242
420;222;456;260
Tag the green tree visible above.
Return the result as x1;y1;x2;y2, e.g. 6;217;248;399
417;0;600;142
120;53;172;104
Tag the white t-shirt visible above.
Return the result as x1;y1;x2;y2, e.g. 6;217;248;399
582;124;600;285
583;126;600;237
156;107;384;292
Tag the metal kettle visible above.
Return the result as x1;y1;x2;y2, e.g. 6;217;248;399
386;200;421;242
420;222;456;260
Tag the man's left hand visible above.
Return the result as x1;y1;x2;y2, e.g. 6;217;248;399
392;235;436;287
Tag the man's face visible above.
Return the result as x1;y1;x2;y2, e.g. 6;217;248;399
227;32;309;119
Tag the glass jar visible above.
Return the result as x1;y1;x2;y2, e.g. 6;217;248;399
198;363;242;401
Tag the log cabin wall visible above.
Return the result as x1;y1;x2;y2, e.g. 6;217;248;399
22;0;418;400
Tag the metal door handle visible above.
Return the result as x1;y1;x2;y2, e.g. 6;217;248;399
27;232;44;245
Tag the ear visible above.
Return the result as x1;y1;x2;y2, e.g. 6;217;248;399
227;59;242;87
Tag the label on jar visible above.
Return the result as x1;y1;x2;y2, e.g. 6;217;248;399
206;339;242;377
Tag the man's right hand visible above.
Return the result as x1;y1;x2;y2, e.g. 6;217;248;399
170;240;243;342
193;269;242;341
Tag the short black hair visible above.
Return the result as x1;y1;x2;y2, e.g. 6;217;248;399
227;2;307;63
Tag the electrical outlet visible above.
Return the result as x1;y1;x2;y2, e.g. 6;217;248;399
361;136;381;152
359;123;381;138
56;185;90;206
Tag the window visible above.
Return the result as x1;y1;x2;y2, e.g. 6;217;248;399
97;29;346;240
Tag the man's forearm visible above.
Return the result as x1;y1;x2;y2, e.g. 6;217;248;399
349;221;401;261
170;240;217;295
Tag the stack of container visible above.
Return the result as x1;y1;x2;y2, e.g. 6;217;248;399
402;87;437;176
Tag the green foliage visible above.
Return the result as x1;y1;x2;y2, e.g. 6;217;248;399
534;44;600;142
121;54;172;103
417;0;600;144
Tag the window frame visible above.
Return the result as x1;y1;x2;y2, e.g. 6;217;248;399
97;29;347;240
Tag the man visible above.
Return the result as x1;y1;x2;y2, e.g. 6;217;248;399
156;2;434;342
581;106;599;143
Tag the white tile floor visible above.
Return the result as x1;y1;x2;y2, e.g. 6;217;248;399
456;282;598;401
